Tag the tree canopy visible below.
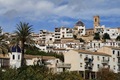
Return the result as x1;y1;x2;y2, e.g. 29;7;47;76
0;65;83;80
97;68;116;80
94;33;100;40
102;33;111;40
116;35;120;41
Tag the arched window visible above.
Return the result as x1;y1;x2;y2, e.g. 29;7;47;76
95;18;97;22
118;51;120;56
113;50;115;54
13;55;15;60
18;55;20;60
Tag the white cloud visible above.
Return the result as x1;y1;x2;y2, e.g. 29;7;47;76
0;0;120;21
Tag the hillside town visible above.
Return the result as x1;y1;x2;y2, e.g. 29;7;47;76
0;15;120;80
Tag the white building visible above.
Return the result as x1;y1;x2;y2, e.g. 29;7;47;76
73;21;86;37
39;30;55;44
95;25;105;35
54;27;73;43
9;45;22;68
103;28;119;39
86;40;120;52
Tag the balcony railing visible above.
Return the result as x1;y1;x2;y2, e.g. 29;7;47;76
85;66;92;71
101;60;109;64
118;61;120;65
118;69;120;72
117;55;120;58
84;58;93;63
84;59;89;63
56;63;71;68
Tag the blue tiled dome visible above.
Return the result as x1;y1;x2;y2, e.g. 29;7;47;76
11;45;21;52
75;21;84;26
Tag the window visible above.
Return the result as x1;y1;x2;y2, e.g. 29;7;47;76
95;18;97;22
94;43;95;48
13;55;15;60
113;50;115;54
92;56;94;60
108;65;110;68
103;57;104;60
114;65;115;70
97;56;100;61
18;55;20;60
80;54;82;58
97;64;100;68
113;58;115;62
108;57;109;61
99;43;100;47
50;38;52;40
56;60;59;63
80;63;82;67
118;51;120;56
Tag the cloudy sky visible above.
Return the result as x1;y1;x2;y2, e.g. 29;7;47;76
0;0;120;33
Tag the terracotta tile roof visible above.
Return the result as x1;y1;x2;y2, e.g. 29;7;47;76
53;48;66;50
86;28;94;30
0;54;9;58
74;50;111;56
24;54;56;60
104;46;120;50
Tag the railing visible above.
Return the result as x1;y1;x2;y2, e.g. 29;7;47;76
101;60;109;64
117;55;120;58
118;69;120;72
56;63;71;68
85;66;92;71
84;59;89;63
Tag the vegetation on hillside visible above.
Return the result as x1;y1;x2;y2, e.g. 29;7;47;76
0;65;83;80
25;45;64;62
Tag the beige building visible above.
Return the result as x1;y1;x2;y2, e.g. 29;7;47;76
86;28;94;36
64;49;110;79
93;16;105;34
97;46;120;73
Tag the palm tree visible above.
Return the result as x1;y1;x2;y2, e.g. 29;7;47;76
0;34;9;55
15;22;33;66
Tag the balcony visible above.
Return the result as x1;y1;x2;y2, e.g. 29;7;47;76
118;69;120;72
117;55;120;58
84;58;93;63
84;59;89;63
85;66;92;71
118;63;120;65
101;60;109;65
56;63;71;68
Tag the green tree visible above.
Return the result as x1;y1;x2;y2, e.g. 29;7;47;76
116;35;120;41
94;33;100;40
15;22;33;66
73;35;77;39
79;38;85;42
97;68;116;80
55;71;83;80
102;33;111;41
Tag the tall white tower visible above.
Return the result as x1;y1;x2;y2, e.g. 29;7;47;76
10;45;22;68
